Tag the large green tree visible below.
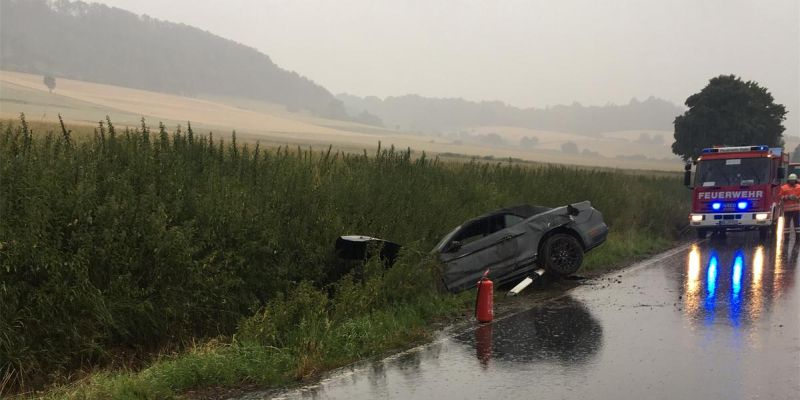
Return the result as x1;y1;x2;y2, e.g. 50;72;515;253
672;75;787;161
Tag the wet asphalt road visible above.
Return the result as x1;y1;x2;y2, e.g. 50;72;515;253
240;231;799;400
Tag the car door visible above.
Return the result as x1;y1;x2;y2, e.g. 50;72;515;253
439;214;526;292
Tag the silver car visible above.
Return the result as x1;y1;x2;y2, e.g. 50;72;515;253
433;201;608;293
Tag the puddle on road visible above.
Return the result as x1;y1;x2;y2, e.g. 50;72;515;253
452;296;602;368
682;237;797;328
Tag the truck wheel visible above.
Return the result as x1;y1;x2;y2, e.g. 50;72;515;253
759;227;770;240
541;234;584;276
696;228;708;240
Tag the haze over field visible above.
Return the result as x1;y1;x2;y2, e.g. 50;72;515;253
90;0;800;135
1;70;691;170
1;0;797;169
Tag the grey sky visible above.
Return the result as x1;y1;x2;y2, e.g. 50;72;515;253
94;0;799;134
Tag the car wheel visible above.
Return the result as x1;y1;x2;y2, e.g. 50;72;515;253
541;234;584;276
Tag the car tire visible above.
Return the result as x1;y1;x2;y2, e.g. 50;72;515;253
541;234;584;276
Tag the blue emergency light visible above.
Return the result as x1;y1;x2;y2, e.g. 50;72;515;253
711;201;723;211
736;201;749;210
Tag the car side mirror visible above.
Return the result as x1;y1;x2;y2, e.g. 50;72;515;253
447;241;462;252
778;167;786;180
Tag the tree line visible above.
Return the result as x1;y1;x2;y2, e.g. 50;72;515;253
337;94;684;136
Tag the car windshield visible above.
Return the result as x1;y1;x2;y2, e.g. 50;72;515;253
695;157;770;187
434;225;461;252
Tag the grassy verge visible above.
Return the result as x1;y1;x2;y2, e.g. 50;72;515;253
583;229;678;272
35;292;472;400
29;231;677;400
0;116;688;398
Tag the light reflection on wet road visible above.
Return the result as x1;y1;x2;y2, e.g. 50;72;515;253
243;232;799;400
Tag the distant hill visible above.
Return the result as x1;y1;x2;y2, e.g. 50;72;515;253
0;0;349;119
337;94;684;136
0;0;684;135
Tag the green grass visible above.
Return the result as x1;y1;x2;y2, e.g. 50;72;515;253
0;116;689;398
24;233;675;400
31;288;471;400
582;229;676;272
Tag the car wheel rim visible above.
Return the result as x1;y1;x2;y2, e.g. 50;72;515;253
550;238;580;272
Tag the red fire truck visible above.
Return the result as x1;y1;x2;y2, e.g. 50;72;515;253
788;162;800;177
684;145;788;239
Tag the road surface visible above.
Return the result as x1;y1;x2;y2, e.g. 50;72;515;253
239;232;799;400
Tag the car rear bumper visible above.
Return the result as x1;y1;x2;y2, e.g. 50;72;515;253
585;223;609;251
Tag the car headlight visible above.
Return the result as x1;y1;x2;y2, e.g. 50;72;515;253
691;214;703;222
755;213;769;221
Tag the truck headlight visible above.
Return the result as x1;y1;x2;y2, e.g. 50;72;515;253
755;213;769;221
691;214;703;222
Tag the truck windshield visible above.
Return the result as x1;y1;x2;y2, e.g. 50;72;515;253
695;158;771;187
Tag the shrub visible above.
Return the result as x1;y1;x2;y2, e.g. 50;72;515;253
0;116;688;391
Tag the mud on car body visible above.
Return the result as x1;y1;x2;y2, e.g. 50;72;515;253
432;201;608;293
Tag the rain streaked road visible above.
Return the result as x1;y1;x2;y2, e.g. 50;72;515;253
239;232;799;400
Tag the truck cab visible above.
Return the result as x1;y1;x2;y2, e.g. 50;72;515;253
684;145;788;240
788;162;800;178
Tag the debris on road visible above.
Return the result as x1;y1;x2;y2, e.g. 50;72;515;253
506;268;546;297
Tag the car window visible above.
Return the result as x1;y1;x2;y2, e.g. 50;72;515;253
444;213;525;250
452;218;488;245
452;214;520;246
486;214;506;236
504;214;524;228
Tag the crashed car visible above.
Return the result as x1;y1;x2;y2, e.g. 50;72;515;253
433;201;608;293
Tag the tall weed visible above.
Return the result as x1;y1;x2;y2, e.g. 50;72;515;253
0;116;688;391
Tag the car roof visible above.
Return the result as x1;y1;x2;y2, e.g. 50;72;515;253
470;204;552;221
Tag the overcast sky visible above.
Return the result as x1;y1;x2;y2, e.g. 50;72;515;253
94;0;799;134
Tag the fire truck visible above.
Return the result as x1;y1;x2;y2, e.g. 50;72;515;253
685;145;788;239
788;162;800;177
